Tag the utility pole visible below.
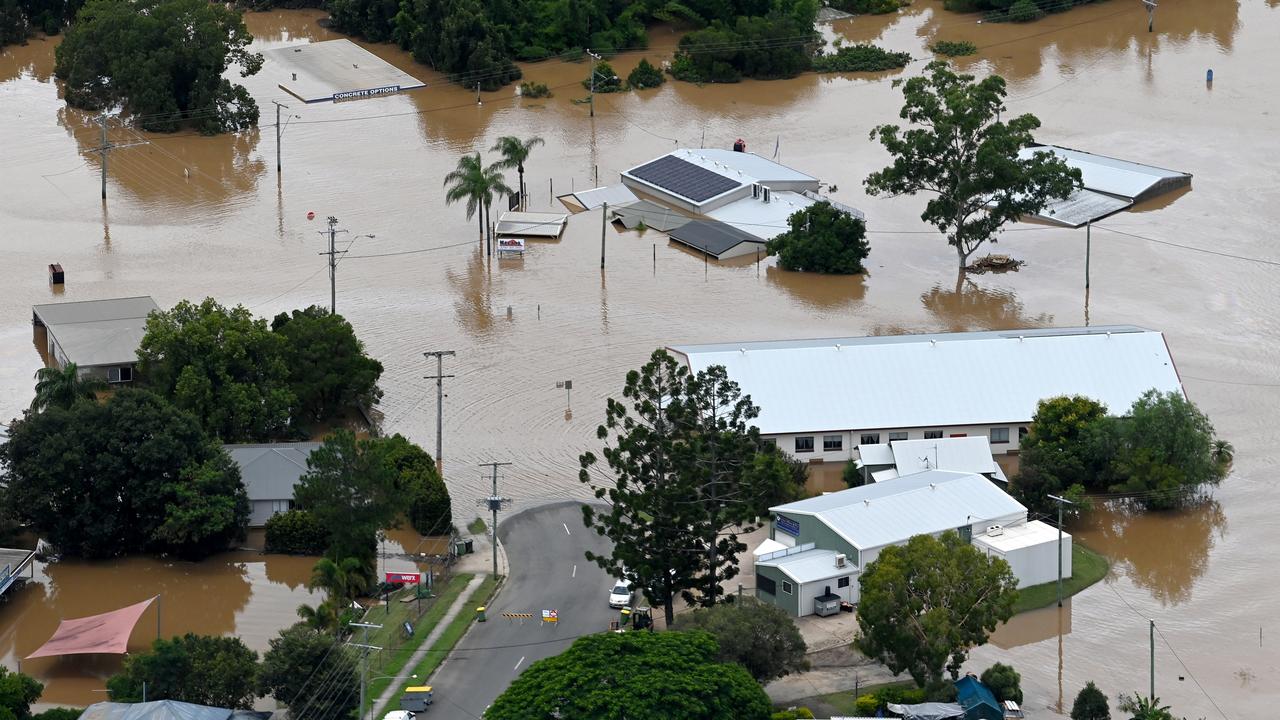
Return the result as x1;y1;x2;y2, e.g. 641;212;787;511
317;216;348;314
1150;619;1156;702
477;462;512;578
350;622;382;720
1047;494;1075;607
587;50;600;117
600;201;608;268
423;351;456;473
272;100;289;173
1085;221;1092;290
1143;0;1157;31
95;111;147;202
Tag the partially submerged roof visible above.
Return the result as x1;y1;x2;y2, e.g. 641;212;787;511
223;443;322;501
33;296;160;368
1025;144;1191;202
265;39;426;104
685;149;818;185
756;547;851;583
771;471;1026;551
80;700;271;720
706;191;815;240
570;183;638;211
624;154;742;204
611;200;691;232
669;326;1183;436
1033;188;1133;228
666;219;764;258
495;211;568;238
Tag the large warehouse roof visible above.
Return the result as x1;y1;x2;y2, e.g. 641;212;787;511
669;326;1183;435
772;470;1026;551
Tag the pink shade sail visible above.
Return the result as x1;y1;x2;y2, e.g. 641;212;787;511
26;596;157;659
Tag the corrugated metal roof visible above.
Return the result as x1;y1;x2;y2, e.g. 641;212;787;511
1023;144;1191;201
706;191;814;240
495;211;567;237
669;326;1183;435
666;219;764;258
889;437;999;476
571;183;637;210
611;200;691;232
773;471;1027;551
683;149;817;184
80;700;269;720
33;296;159;326
755;548;852;583
33;296;160;368
224;443;321;501
1032;188;1132;227
625;155;742;203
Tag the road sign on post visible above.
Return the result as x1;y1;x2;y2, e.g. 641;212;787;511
386;571;422;584
541;609;558;624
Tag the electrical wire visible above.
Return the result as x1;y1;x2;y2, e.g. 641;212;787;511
1092;224;1280;268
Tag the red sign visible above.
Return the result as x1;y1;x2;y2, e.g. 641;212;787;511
386;572;421;584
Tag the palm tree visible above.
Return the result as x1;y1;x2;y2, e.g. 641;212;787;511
490;136;544;210
444;153;487;244
478;161;514;256
1211;439;1234;467
31;362;106;412
296;601;339;633
309;556;371;605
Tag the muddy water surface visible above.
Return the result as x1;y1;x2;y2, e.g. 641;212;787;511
2;1;1279;713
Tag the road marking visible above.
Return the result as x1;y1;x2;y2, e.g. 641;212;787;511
563;522;571;535
572;564;577;578
514;656;525;672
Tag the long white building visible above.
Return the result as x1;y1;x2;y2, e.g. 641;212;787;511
669;325;1184;462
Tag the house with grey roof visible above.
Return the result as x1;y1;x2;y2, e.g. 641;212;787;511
32;296;160;383
223;443;322;527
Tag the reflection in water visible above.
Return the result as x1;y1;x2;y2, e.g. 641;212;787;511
990;600;1073;650
1075;500;1227;606
765;265;867;311
446;246;498;337
921;276;1052;332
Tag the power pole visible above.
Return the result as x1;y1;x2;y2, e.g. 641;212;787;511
1150;619;1156;701
95;112;147;201
350;622;382;720
1084;221;1092;289
273;100;289;173
318;216;348;314
1046;494;1075;607
1143;0;1157;31
423;351;456;473
587;49;601;117
600;201;608;268
477;462;512;578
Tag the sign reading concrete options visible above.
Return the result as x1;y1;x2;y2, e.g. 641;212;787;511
264;39;426;104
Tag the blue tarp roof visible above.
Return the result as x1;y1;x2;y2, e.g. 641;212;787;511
955;676;1002;720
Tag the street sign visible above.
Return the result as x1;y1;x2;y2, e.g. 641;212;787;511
386;571;422;584
541;609;558;623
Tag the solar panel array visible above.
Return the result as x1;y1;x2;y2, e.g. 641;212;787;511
626;155;742;202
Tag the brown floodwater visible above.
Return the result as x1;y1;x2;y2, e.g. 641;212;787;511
2;0;1278;713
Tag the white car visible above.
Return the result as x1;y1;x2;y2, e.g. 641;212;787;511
383;712;414;720
608;580;632;608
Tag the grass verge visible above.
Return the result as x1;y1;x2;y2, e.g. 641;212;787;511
361;573;474;713
1012;541;1109;614
404;574;501;685
781;681;916;717
466;517;487;535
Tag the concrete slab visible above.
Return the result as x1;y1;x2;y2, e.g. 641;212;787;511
263;39;426;104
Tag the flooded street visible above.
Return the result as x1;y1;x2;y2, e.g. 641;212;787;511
2;0;1278;713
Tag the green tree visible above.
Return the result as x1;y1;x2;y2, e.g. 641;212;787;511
309;555;374;605
1012;394;1108;514
294;429;400;565
1071;681;1111;720
980;662;1023;703
0;389;248;559
865;60;1081;270
1117;693;1176;720
490;135;544;210
486;631;771;720
296;602;341;633
583;60;622;92
766;201;871;274
378;434;452;536
264;509;330;555
627;58;666;89
54;0;262;133
258;624;358;719
1109;390;1226;510
137;298;295;442
443;152;514;252
106;634;258;709
271;307;384;424
672;598;809;683
856;531;1018;688
0;667;42;720
30;362;105;412
32;710;83;720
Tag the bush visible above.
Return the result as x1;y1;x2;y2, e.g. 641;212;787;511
668;53;702;83
930;39;978;56
517;45;549;61
1006;0;1044;22
34;710;84;720
766;201;871;274
855;694;879;716
831;0;902;13
627;58;665;89
264;509;329;555
812;44;911;72
671;598;808;683
519;81;552;98
1071;680;1110;720
981;662;1023;703
0;666;42;720
771;709;815;720
582;60;622;92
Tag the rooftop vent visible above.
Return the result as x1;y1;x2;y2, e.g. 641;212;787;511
986;524;1004;536
835;553;847;568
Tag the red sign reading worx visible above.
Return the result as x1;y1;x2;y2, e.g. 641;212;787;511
385;571;421;584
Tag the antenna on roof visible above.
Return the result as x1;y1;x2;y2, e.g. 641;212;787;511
739;348;746;354
835;344;841;351
930;339;936;347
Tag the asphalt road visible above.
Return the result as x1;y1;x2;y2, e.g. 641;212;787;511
427;501;616;718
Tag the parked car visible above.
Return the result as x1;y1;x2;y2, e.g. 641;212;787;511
383;712;414;720
608;580;632;608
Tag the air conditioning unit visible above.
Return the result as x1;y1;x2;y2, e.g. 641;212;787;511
834;553;847;568
751;183;761;198
762;187;771;203
986;525;1004;537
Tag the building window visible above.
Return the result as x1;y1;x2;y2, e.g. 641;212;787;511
823;435;843;452
270;500;293;515
837;577;850;589
1019;426;1029;441
758;575;776;595
764;438;777;446
781;581;793;595
990;427;1010;444
795;436;814;453
887;432;908;442
107;366;133;383
859;433;880;445
924;430;943;440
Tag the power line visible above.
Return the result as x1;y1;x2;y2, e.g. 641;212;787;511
1152;624;1231;720
1092;224;1280;268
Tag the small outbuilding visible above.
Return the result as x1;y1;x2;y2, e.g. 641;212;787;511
971;519;1071;589
223;442;322;527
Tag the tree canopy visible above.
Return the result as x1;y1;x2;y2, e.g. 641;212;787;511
379;434;453;536
865;60;1081;269
271;306;384;424
672;597;809;683
0;389;248;559
29;362;104;412
580;350;796;625
1011;395;1108;516
294;429;401;565
258;624;358;720
54;0;261;133
766;201;871;274
106;634;259;709
486;631;771;720
1071;681;1111;720
980;662;1023;703
856;531;1018;688
0;667;42;720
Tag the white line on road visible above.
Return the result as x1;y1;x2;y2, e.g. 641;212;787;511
572;564;577;578
563;522;571;535
514;656;525;672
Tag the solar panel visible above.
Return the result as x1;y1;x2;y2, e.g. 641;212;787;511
627;155;741;203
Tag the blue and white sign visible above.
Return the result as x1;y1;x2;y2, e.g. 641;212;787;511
332;84;401;102
775;515;800;537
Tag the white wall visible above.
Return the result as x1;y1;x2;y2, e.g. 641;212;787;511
975;530;1073;588
794;573;856;617
859;510;1027;572
768;423;1026;463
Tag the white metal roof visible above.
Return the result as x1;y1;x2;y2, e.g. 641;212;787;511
773;470;1027;551
706;191;815;240
495;211;568;237
33;296;160;368
755;547;852;584
890;437;1000;477
669;326;1183;436
1032;188;1133;228
264;39;426;104
682;149;818;185
856;443;895;466
223;443;321;501
571;183;637;210
1021;144;1191;201
972;519;1067;553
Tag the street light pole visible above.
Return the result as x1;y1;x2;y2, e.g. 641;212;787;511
1046;494;1075;607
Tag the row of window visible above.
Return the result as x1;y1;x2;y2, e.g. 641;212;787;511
759;575;851;596
793;427;1021;452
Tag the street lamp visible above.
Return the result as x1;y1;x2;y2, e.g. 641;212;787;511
586;49;618;118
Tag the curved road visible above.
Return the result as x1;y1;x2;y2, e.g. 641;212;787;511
428;501;615;718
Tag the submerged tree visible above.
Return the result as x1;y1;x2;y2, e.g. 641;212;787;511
107;634;259;709
490;135;544;210
766;201;871;274
865;60;1081;270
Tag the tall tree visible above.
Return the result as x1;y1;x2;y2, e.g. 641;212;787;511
271;307;384;424
1071;681;1111;720
378;434;452;536
766;201;871;274
30;362;105;412
0;389;248;559
856;531;1018;688
486;631;771;720
1109;390;1226;510
137;298;295;442
106;634;259;709
672;598;809;683
865;60;1081;270
1012;394;1108;515
0;667;43;720
259;624;358;720
489;135;544;210
293;429;400;566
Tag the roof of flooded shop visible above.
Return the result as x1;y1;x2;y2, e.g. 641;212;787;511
669;326;1184;435
624;154;743;203
666;219;763;257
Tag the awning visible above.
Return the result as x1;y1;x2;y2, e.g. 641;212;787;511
27;596;157;659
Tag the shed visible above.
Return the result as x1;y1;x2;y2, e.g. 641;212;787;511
665;219;766;260
610;200;691;232
856;436;1009;484
264;39;425;104
971;519;1071;588
223;443;322;526
754;544;857;617
32;296;160;382
1021;144;1192;226
955;676;1004;720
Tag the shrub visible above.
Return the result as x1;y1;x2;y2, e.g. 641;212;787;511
832;0;902;13
582;60;622;92
766;201;871;274
930;39;978;56
35;710;84;720
981;662;1023;703
771;709;815;720
1071;681;1110;720
519;81;552;98
668;54;703;83
812;44;911;72
854;694;879;715
517;45;549;61
627;58;665;89
264;509;329;555
1006;0;1044;22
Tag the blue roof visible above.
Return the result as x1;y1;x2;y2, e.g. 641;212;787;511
955;677;1002;720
